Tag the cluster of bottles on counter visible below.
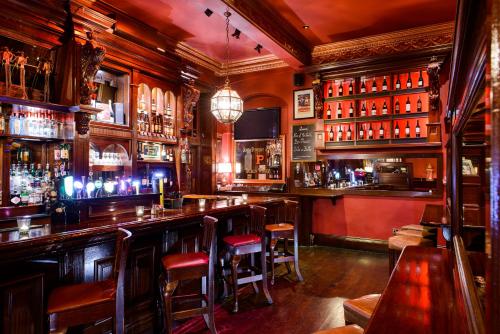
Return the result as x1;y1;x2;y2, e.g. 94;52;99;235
137;95;176;139
327;120;422;142
327;71;424;98
7;106;70;138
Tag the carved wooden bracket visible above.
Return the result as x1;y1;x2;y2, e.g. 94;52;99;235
312;74;324;119
182;79;200;129
427;56;442;112
76;105;101;135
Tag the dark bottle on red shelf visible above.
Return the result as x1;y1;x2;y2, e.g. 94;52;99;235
337;103;342;119
417;96;422;112
361;103;367;116
349;102;354;118
371;78;377;92
337;125;343;142
382;101;388;115
406;72;412;89
349;80;354;95
405;97;411;113
328;83;333;97
338;81;343;96
368;123;373;139
396;74;401;90
359;125;364;140
361;80;366;94
416;120;421;138
405;121;411;138
328;126;334;141
379;123;384;139
347;125;352;140
395;99;400;114
395;122;400;138
371;102;377;116
327;105;332;119
382;76;388;91
418;70;424;87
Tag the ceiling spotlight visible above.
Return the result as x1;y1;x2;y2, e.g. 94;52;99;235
254;44;263;53
232;29;241;39
205;8;213;17
303;24;310;29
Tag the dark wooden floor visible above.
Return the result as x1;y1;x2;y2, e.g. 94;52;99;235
173;246;389;334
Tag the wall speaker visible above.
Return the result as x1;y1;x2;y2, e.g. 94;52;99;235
294;73;305;87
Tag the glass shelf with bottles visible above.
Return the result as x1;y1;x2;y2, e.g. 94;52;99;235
89;144;130;170
137;141;175;163
137;84;177;143
355;121;392;145
323;69;428;103
3;104;74;140
325;123;355;145
392;118;427;143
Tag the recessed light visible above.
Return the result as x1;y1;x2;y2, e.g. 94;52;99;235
157;47;166;53
303;24;310;30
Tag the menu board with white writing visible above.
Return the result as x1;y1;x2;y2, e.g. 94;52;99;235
292;124;316;161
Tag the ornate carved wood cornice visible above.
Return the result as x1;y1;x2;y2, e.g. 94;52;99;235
312;22;454;65
221;0;311;65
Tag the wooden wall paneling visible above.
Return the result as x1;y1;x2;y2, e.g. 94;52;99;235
59;249;85;284
128;246;156;305
0;273;44;334
94;256;115;282
85;242;115;283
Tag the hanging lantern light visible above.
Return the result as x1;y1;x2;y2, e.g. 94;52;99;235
210;10;244;124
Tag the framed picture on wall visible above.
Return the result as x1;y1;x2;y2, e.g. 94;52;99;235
293;89;315;119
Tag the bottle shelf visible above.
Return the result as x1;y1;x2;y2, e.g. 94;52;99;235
324;118;356;124
1;134;69;142
324;113;427;123
91;165;125;172
137;133;177;144
0;95;79;113
356;115;392;122
393;112;429;119
137;159;175;165
324;87;428;102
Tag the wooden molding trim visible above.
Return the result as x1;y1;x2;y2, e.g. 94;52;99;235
312;22;454;65
312;233;388;253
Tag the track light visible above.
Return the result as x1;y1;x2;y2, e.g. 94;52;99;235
205;8;213;17
254;44;263;53
232;29;241;39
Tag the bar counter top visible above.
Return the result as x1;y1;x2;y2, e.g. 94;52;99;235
0;196;285;262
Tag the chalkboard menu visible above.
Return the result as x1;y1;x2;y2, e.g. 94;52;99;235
292;124;315;161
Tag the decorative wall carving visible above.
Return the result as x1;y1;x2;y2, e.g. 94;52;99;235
182;79;200;129
427;56;442;112
312;74;324;119
74;111;91;135
80;31;106;105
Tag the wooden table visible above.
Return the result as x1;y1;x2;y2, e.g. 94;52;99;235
365;246;468;334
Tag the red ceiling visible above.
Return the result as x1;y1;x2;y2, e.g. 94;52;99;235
265;0;456;45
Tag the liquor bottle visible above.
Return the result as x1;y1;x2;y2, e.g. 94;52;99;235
151;98;156;112
371;102;377;116
395;99;400;114
328;83;333;97
361;103;367;116
14;112;21;135
349;80;354;95
371;78;377;92
141;172;149;190
406;72;412;89
396;74;401;90
382;101;388;115
161;144;167;161
137;142;143;161
349;103;354;118
139;94;146;111
347;125;352;140
394;122;400;138
417;96;422;112
338;81;343;96
382;76;388;91
418;70;424;87
416;120;421;138
337;125;343;142
379;123;384;139
0;109;4;135
60;144;69;161
405;97;411;113
54;144;61;161
337;103;342;119
326;105;332;119
361;80;366;94
359;125;364;140
405;121;411;138
368;123;373;139
328;126;334;141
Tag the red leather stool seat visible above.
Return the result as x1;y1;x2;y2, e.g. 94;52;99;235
47;279;115;314
265;223;294;232
314;324;364;334
162;252;209;270
223;234;260;247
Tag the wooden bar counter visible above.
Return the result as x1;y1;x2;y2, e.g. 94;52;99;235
0;196;285;333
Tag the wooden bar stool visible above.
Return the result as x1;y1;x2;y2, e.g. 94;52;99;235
159;216;218;334
314;324;364;334
220;205;273;313
388;235;433;273
47;228;132;333
265;200;303;285
343;293;381;328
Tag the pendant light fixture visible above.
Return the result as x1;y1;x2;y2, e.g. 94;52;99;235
210;9;243;124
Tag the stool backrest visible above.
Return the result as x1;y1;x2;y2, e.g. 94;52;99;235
249;205;267;236
201;216;218;255
114;228;133;334
283;200;299;229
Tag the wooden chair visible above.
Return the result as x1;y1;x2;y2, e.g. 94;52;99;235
314;324;364;334
220;205;273;313
265;200;303;285
159;216;218;334
47;228;132;333
343;293;381;328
